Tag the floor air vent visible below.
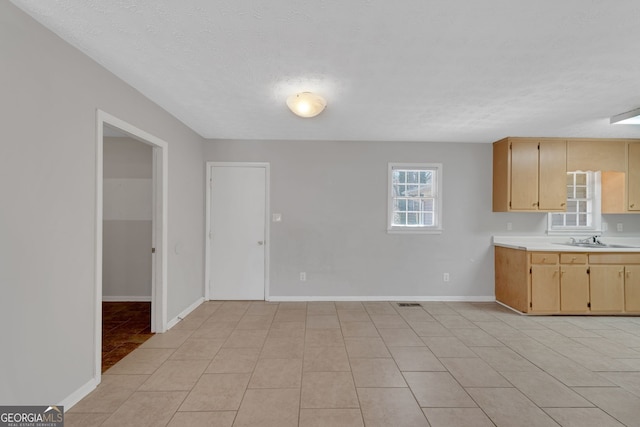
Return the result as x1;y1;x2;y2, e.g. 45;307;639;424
397;303;422;307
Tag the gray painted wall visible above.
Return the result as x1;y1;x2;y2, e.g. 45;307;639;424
103;137;152;299
204;140;640;299
0;3;205;405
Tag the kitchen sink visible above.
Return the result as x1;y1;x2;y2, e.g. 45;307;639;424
554;242;638;249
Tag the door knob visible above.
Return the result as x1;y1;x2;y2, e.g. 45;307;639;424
257;241;264;246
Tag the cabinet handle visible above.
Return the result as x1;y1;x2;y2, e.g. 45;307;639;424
561;203;566;207
533;202;537;206
632;204;635;208
619;270;624;276
571;257;576;261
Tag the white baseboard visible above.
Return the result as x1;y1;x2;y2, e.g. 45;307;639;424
267;296;496;302
60;376;99;409
102;296;152;302
167;297;205;330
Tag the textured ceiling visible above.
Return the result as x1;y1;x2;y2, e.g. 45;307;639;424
11;0;640;142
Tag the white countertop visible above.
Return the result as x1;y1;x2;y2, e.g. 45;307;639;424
493;236;640;252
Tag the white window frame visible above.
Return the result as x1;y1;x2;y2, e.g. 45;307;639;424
387;162;443;234
547;170;602;235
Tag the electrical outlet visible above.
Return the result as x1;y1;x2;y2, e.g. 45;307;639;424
300;272;306;282
617;223;624;232
443;273;450;282
507;222;512;231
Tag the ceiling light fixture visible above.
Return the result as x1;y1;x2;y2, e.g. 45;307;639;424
286;92;326;118
610;107;640;125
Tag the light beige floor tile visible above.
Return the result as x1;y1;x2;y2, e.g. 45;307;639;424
299;408;364;427
138;329;193;349
404;372;476;408
378;328;423;346
422;336;477;358
574;386;640;427
268;321;306;338
222;329;268;348
335;302;365;310
69;374;148;413
306;329;345;347
167;411;235;427
423;408;495;427
274;309;307;322
104;348;174;375
171;315;208;330
357;387;429;427
236;314;274;330
337;310;371;322
303;345;351;372
340;321;379;337
363;302;399;315
138;359;208;391
233;388;300;427
307;314;341;329
389;346;445;371
474;320;522;339
64;413;111;427
542;407;625;427
205;347;260;373
545;365;615;387
398;308;436;323
451;327;504;346
191;321;236;339
179;373;250;411
277;301;308;310
370;314;409;329
421;302;458;315
169;337;225;360
246;303;278;316
101;391;187;427
440;358;511;387
467;387;559;427
307;302;337;315
433;314;476;329
573;337;640;358
301;372;359;408
350;358;406;387
248;358;302;388
501;371;593;407
619;358;640;370
599;372;640;397
409;321;453;337
260;336;304;358
471;346;540;372
345;337;391;358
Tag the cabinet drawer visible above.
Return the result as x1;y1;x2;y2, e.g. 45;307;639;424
531;253;558;264
560;253;587;264
589;253;640;264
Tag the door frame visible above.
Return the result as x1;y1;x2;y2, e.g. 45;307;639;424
204;162;270;301
95;109;168;381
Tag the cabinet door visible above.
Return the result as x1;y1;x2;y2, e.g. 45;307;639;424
539;140;567;210
629;142;640;211
625;265;640;312
510;141;539;210
560;266;590;313
531;265;560;312
589;266;624;312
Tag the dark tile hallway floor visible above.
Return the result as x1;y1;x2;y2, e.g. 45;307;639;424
102;302;154;373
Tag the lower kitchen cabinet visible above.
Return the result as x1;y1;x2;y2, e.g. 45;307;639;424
589;266;625;312
495;246;640;315
560;266;590;313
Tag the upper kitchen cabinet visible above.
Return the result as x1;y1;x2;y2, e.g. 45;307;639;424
628;141;640;212
493;137;567;212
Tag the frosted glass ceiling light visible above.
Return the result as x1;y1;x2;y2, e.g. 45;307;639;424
610;107;640;125
286;92;326;118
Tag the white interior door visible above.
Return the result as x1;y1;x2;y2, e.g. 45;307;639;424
210;165;266;300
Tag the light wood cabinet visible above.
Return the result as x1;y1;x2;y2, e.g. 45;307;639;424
495;247;640;315
493;138;566;212
625;265;640;311
628;142;640;211
589;266;625;312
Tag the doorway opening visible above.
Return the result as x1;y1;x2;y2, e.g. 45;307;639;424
95;110;168;381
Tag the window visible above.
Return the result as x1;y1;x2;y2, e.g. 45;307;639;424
548;171;601;234
388;163;442;233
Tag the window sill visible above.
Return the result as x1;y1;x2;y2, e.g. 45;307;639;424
387;228;443;235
